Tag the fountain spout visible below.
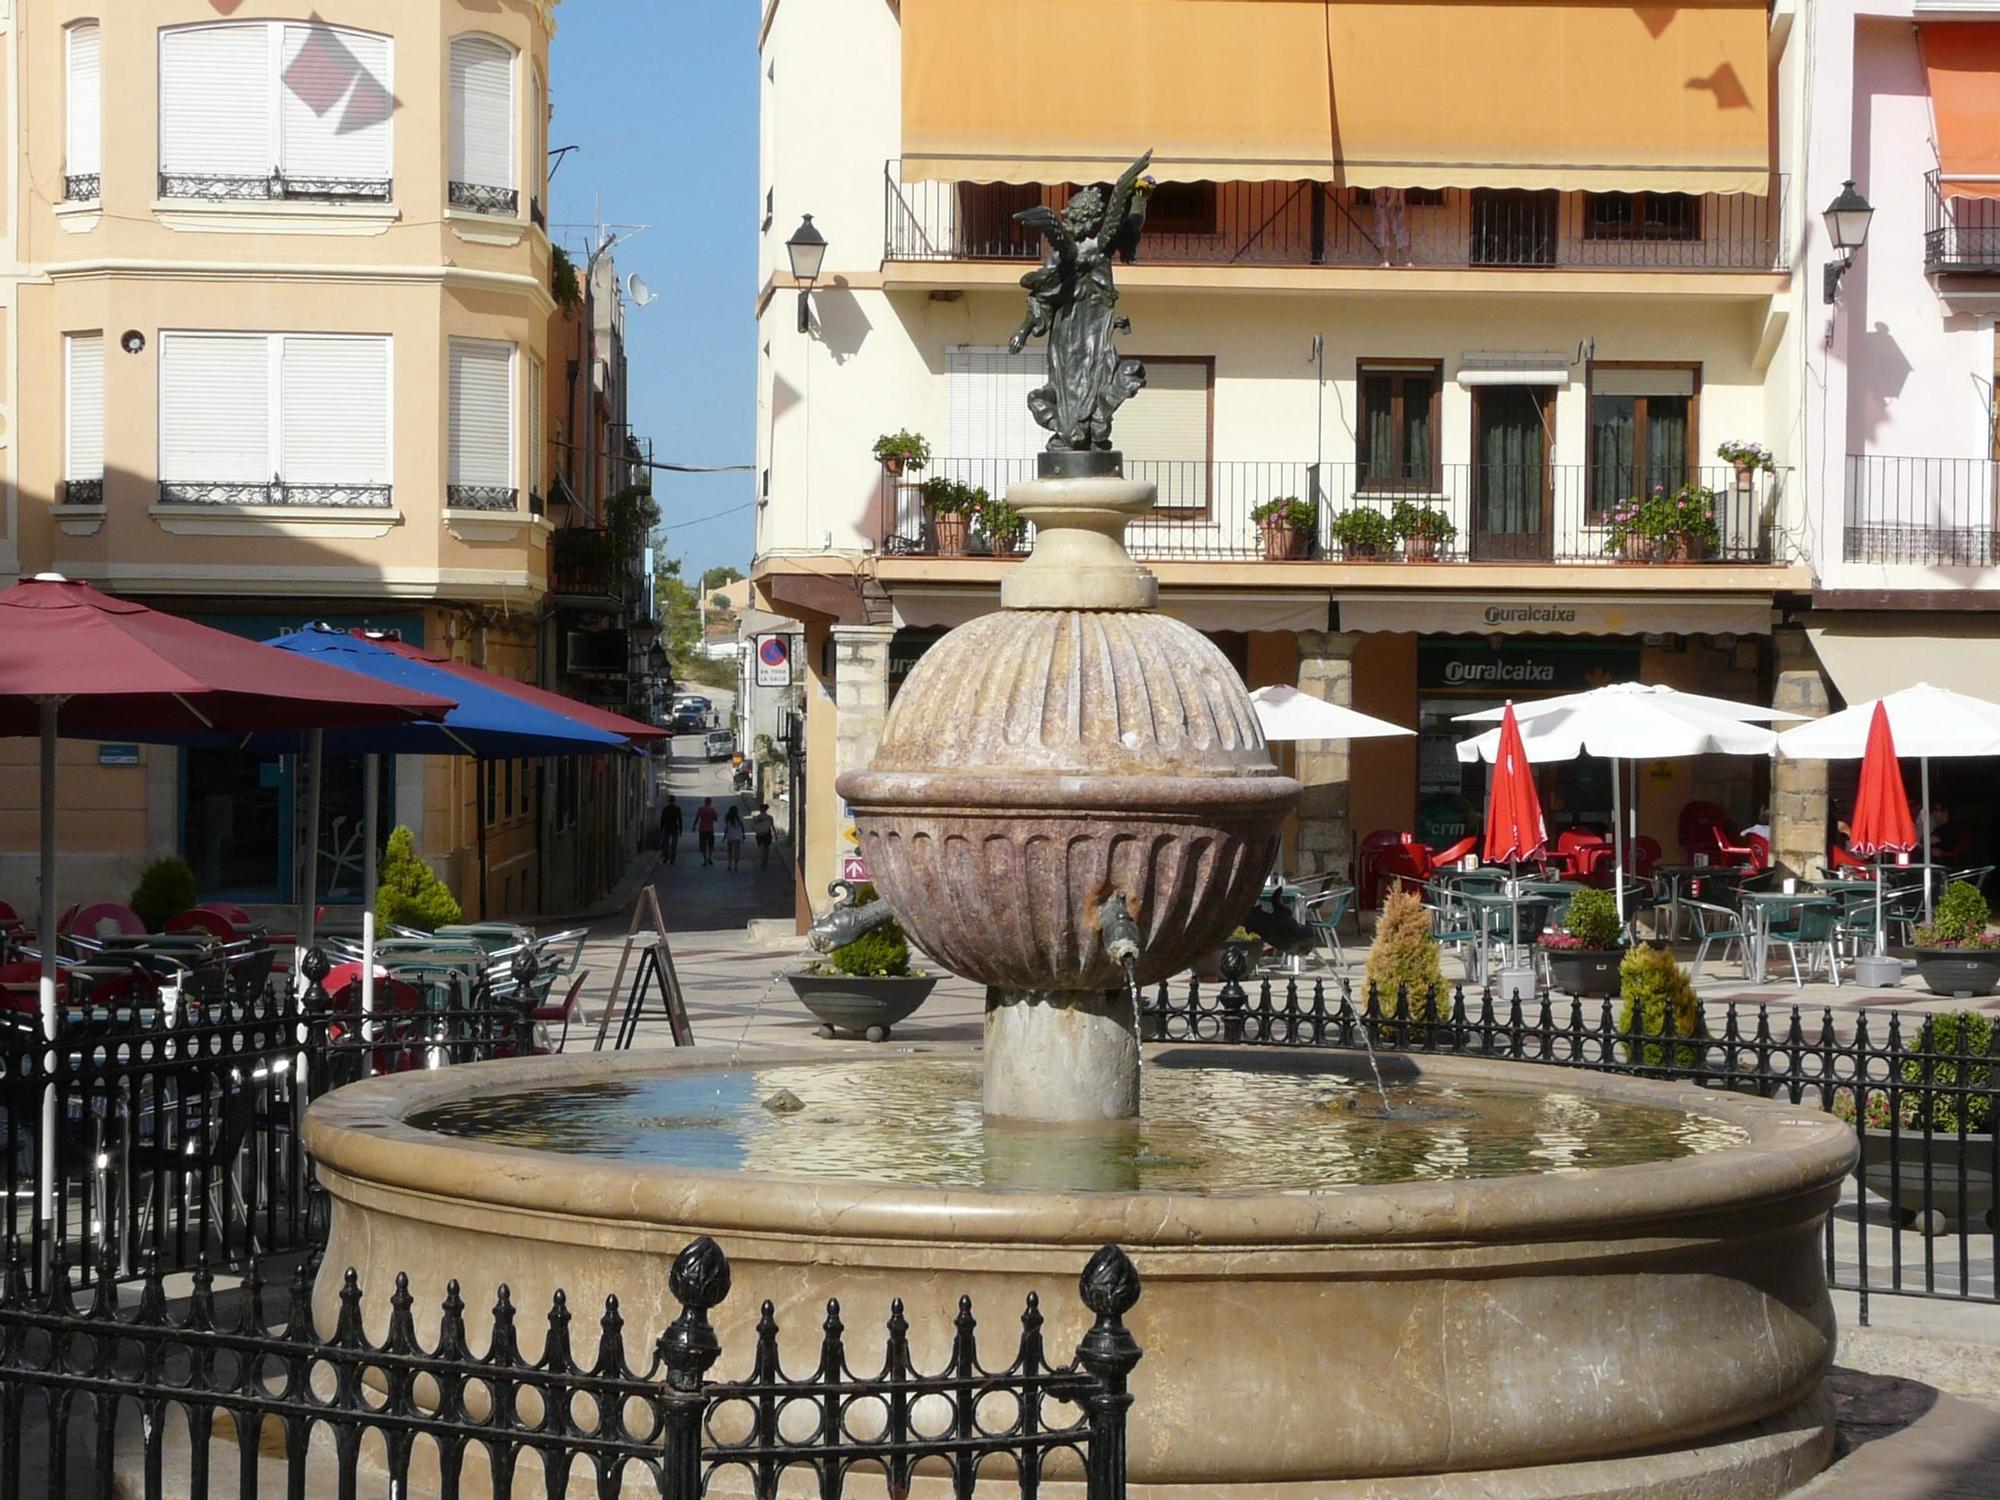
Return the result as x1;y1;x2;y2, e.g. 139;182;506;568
806;882;898;954
1097;892;1142;969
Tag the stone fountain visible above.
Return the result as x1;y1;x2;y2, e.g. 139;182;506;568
304;153;1855;1497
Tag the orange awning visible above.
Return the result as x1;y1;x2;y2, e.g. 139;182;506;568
1327;2;1772;193
1922;23;2000;202
899;0;1337;183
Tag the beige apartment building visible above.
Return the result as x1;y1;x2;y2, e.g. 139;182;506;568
752;0;1848;924
0;1;648;922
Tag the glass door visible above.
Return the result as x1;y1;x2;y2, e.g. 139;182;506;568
1470;385;1554;560
182;749;291;902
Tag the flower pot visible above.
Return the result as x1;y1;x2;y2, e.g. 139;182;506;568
989;536;1025;558
1344;542;1382;562
786;971;939;1042
1259;517;1305;561
931;510;970;557
1402;534;1440;562
1617;533;1662;564
1856;1126;1996;1232
1543;947;1624;999
1665;532;1712;564
1913;947;2000;998
881;455;906;478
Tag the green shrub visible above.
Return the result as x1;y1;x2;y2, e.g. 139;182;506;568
976;497;1028;548
130;857;198;932
1561;887;1622;950
828;922;911;978
917;477;981;514
1328;507;1395;554
375;825;463;933
1388;500;1458;544
1916;881;1993;948
1902;1011;1994;1135
1250;495;1315;531
1365;888;1446;1020
1618;945;1701;1068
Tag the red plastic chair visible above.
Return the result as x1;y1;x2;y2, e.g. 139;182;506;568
1356;830;1407;912
63;903;148;940
166;908;239;940
1555;829;1609;879
196;903;257;929
1829;844;1869;873
1431;835;1478;868
1628;835;1663;879
1745;833;1771;872
322;963;427;1074
532;970;590;1055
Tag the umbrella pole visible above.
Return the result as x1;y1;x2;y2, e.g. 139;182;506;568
1612;756;1625;929
1921;757;1933;925
35;698;60;1240
363;753;381;914
1876;855;1886;957
298;730;323;982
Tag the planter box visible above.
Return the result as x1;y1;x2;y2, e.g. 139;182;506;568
1544;947;1624;998
1401;535;1445;562
1857;1125;1996;1232
930;511;971;558
785;972;939;1041
1259;517;1307;561
1913;947;2000;998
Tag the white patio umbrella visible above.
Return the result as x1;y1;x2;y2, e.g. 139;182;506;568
1776;682;2000;921
1249;685;1413;743
1455;685;1792;923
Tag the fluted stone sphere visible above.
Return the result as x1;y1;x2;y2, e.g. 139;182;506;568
836;607;1299;990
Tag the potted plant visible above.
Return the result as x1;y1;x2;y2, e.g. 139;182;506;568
872;430;931;478
1912;880;2000;997
1617;944;1702;1069
1539;887;1624;998
1388;500;1457;562
130;856;200;932
1328;506;1395;561
1364;888;1446;1029
1603;482;1722;563
1250;495;1315;560
1716;440;1775;496
1192;926;1266;983
975;496;1028;557
919;477;976;557
786;915;938;1042
1831;1010;1994;1233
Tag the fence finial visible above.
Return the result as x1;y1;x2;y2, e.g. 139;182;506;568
661;1236;730;1391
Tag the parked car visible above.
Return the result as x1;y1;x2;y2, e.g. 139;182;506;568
673;707;707;732
705;730;736;762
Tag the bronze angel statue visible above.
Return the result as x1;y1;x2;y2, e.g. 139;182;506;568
1007;152;1154;452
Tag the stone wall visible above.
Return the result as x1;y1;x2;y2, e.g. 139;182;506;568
1771;627;1830;878
1294;629;1360;879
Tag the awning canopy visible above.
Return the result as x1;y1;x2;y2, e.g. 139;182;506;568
1338;593;1772;637
1808;618;2000;706
891;586;1328;634
1922;22;2000;201
900;0;1772;194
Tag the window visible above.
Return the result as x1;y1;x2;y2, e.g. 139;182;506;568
1587;365;1698;513
65;22;101;201
64;333;104;505
1349;187;1445;209
449;35;516;215
1357;361;1441;491
1584;192;1701;243
448;337;516;509
158;22;392;201
1469;188;1558;267
158;332;391;506
529;67;546;226
1116;357;1212;509
1144;182;1218;236
527;353;545;502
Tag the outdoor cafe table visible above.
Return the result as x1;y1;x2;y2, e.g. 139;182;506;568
1654;865;1748;939
1737;890;1841;985
1455;889;1557;985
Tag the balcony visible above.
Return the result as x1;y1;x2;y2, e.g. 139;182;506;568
884;168;1788;275
156;481;391;508
881;460;1787;566
449;181;519;217
157;172;391;203
446;485;519;512
551;527;634;611
1845;456;2000;565
1923;172;2000;275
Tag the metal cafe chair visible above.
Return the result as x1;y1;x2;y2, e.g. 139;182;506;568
1685;899;1751;981
1764;899;1841;987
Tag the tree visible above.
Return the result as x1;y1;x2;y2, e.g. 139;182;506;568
655;551;736;690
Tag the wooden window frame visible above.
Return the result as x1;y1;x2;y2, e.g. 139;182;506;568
1584;359;1702;516
1355;358;1444;493
1143;181;1219;236
1582;191;1703;243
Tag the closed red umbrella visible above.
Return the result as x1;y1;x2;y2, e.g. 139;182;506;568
1483;703;1548;968
1848;701;1916;957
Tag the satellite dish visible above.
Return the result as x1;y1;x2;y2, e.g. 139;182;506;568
627;273;656;308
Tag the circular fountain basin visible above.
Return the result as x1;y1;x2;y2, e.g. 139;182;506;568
305;1046;1854;1498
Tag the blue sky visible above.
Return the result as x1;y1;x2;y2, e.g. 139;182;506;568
548;2;758;586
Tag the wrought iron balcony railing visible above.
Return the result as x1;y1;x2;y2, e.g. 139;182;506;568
450;180;520;216
447;483;520;511
157;171;391;203
1844;455;2000;565
60;478;104;506
157;480;392;508
63;173;100;202
1923;170;2000;275
885;167;1789;274
880;459;1789;566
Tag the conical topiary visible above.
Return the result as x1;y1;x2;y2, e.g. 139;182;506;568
1365;887;1446;1020
375;825;462;933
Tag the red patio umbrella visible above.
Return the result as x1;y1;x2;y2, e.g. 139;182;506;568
1482;703;1548;966
1847;701;1917;955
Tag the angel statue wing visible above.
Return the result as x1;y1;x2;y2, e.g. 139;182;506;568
1011;203;1070;246
1095;151;1155;260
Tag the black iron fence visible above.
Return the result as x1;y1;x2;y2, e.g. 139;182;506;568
1845;455;2000;565
0;1237;1142;1500
886;167;1789;273
1143;973;1997;1318
1923;169;2000;274
884;458;1788;565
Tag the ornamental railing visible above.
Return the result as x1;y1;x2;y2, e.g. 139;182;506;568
60;478;103;506
886;166;1789;273
157;172;391;202
0;1237;1142;1500
449;179;520;216
881;459;1790;565
447;483;520;511
1923;170;2000;275
63;172;100;202
157;480;393;508
1843;455;2000;566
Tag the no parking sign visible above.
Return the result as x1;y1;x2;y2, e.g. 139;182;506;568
755;634;792;687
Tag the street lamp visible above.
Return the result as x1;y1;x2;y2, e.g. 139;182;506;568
785;214;827;333
1822;180;1875;306
647;642;668;676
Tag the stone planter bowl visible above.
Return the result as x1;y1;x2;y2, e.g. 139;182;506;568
785;971;937;1042
1913;948;2000;998
1856;1125;1996;1232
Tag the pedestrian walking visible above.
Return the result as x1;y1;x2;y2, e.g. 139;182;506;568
694;797;719;866
660;797;682;865
747;802;777;867
723;805;746;870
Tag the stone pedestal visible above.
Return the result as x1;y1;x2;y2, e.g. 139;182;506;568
1772;628;1830;879
1295;629;1362;880
983;988;1141;1122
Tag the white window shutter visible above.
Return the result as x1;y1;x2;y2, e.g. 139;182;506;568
527;354;545;496
449;339;514;490
946;348;1042;460
65;334;104;483
279;25;392;184
160;334;271;484
66;23;101;181
280;337;389;485
1115;361;1210;508
159;24;274;178
449;35;514;191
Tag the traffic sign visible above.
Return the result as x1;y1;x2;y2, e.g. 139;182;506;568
755;634;792;687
